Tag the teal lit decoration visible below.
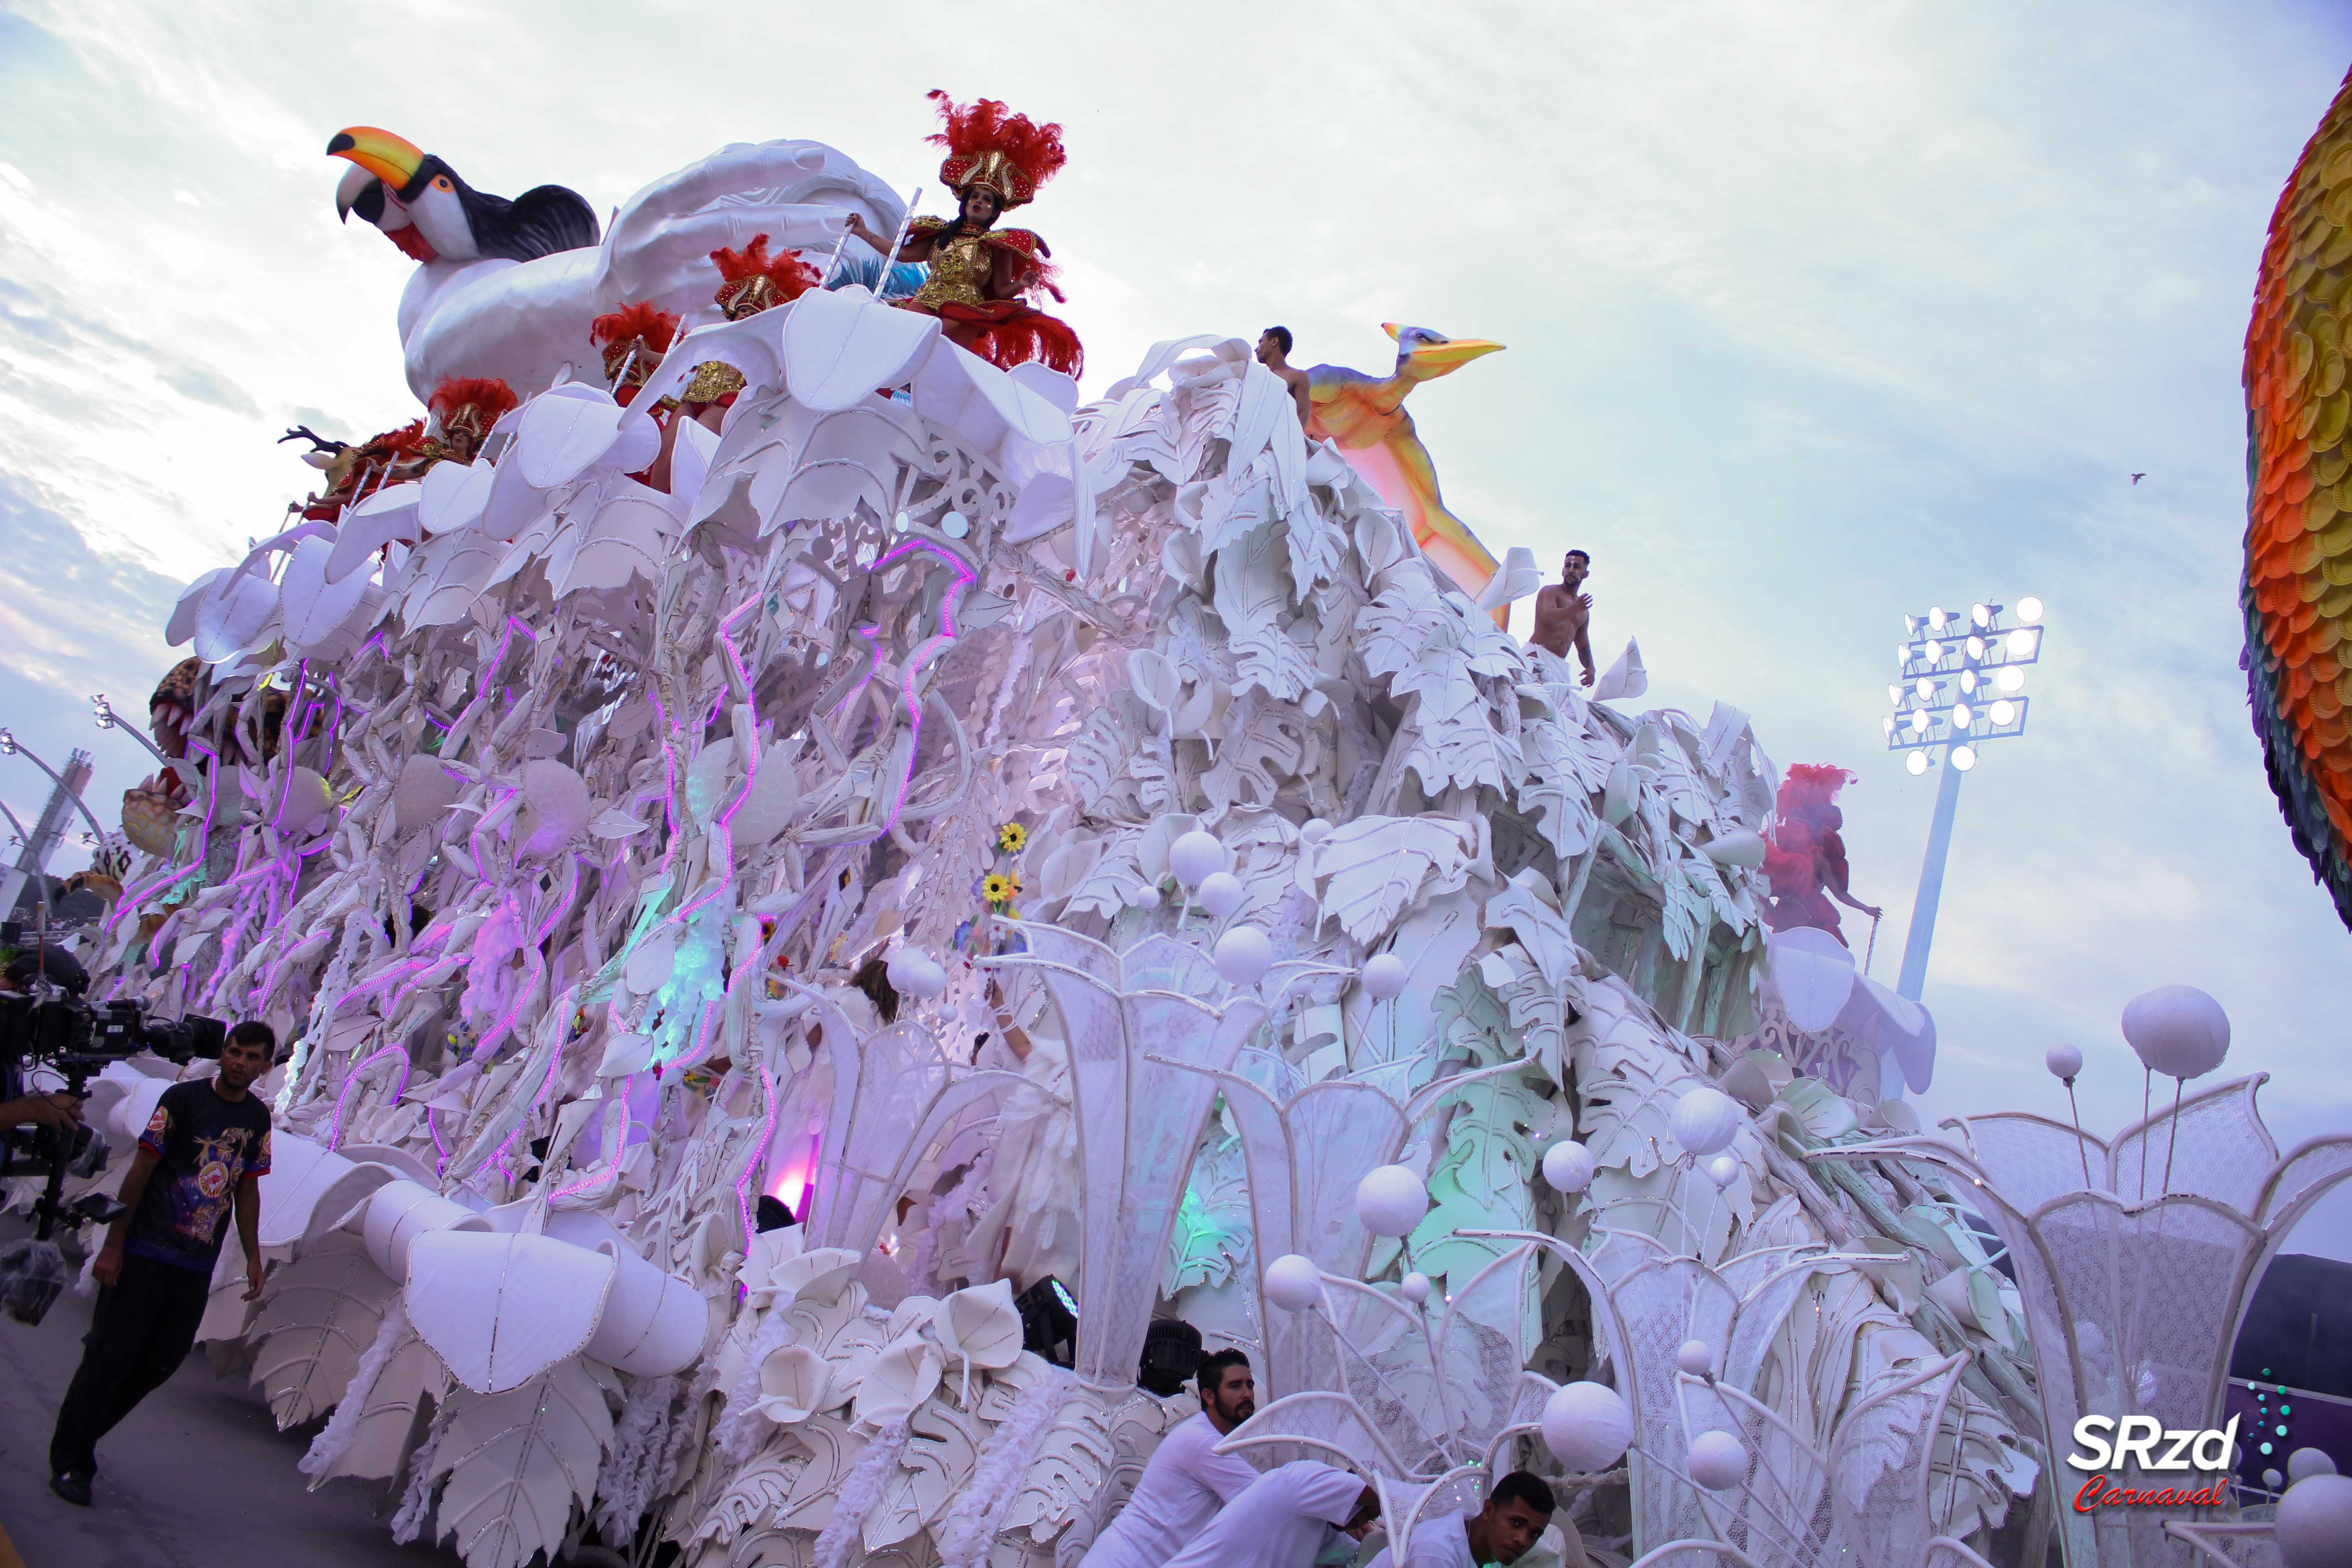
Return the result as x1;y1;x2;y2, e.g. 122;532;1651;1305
1051;1279;1080;1318
648;901;730;1065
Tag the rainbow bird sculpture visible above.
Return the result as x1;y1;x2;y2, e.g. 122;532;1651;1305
2244;64;2352;929
1308;324;1504;599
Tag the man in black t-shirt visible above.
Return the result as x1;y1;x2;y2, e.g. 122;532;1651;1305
47;1019;275;1507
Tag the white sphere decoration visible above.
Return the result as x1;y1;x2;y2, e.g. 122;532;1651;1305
1212;925;1274;986
1541;1139;1597;1195
1676;1339;1714;1377
1361;953;1410;1000
1134;883;1161;908
2291;1447;2341;1483
2277;1473;2352;1568
1669;1086;1744;1157
1399;1271;1431;1305
2121;985;2230;1080
1262;1254;1324;1312
1705;1154;1740;1189
1168;830;1229;889
1687;1429;1749;1491
886;949;947;998
1355;1164;1430;1238
2045;1043;2083;1080
1540;1382;1633;1473
2267;1469;2286;1491
1195;871;1247;919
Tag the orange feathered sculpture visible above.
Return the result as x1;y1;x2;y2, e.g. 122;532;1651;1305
2243;64;2352;929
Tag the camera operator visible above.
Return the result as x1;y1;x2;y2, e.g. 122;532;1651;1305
46;1020;275;1508
2;1087;84;1132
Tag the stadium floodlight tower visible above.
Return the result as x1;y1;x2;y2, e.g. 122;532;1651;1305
1881;597;2047;1002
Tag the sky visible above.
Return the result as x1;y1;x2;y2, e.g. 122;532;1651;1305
2;2;2351;1252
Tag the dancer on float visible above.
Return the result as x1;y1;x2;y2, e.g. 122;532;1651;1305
843;91;1083;376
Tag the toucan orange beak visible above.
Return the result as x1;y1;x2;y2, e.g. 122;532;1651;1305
327;126;425;194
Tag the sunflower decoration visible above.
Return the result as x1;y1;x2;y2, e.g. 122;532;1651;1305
997;821;1027;854
981;871;1020;911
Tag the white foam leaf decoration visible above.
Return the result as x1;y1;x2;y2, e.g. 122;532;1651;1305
784;285;939;412
1308;814;1481;944
405;1230;615;1395
248;1231;399;1429
428;1357;616;1568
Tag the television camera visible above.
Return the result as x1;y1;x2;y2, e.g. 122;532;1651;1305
0;982;226;1321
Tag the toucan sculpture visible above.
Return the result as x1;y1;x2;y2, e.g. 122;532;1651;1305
1305;325;1505;599
326;128;906;404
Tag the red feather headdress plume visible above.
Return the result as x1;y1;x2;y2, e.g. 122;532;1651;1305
709;234;820;317
925;91;1066;209
1773;763;1853;831
427;377;519;425
591;302;680;386
591;302;680;353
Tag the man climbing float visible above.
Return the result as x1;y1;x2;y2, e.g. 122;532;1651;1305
844;91;1083;377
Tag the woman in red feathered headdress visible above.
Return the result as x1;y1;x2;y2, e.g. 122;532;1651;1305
590;302;680;407
842;92;1083;378
1761;764;1882;946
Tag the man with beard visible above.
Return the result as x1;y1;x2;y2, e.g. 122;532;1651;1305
1083;1348;1264;1568
1160;1461;1381;1568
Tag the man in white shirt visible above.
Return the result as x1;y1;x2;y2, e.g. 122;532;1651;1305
1084;1349;1265;1568
1160;1460;1380;1568
1363;1470;1556;1568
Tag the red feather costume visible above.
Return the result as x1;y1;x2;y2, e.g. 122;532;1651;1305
899;92;1083;377
426;376;518;462
1762;764;1860;945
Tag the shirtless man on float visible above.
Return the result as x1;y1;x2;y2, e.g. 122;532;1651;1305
1255;328;1316;431
1531;549;1597;687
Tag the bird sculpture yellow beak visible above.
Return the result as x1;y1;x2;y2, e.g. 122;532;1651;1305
327;127;426;194
1381;323;1505;369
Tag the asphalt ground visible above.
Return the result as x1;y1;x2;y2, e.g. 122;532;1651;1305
0;1215;462;1568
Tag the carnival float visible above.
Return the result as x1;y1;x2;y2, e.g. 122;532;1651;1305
15;71;2352;1568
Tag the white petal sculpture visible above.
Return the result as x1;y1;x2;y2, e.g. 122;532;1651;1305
1764;926;1857;1034
404;1230;615;1395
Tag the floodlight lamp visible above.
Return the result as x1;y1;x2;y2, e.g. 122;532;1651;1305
2008;627;2039;658
1951;744;1978;771
1959;669;1979;694
1965;636;1986;662
1904;614;1924;637
1952;702;1974;729
1995;666;2025;694
1896;645;1910;668
1929;606;1948;630
1887;683;1903;705
1906;751;1930;775
0;730;16;756
1971;603;1992;628
1990;699;2017;725
1908;709;1930;734
1914;677;1935;701
1923;639;1944;662
2015;595;2043;624
1882;715;1896;738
